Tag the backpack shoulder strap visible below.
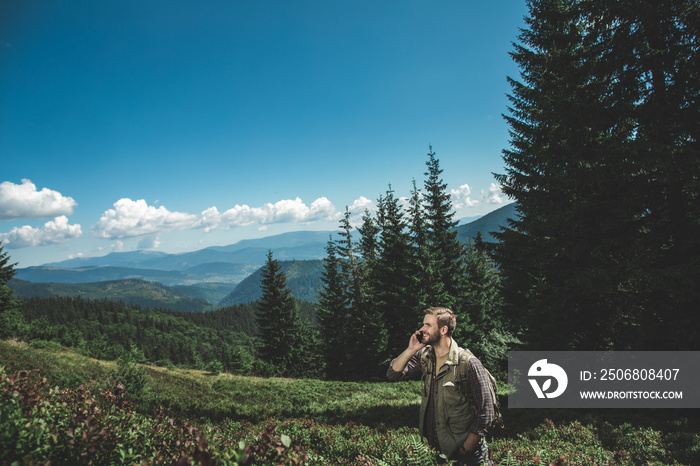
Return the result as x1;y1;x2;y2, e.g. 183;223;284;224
456;347;474;391
419;346;432;375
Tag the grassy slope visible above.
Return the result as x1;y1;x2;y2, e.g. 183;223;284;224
1;340;699;465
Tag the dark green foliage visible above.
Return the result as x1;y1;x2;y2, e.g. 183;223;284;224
113;346;149;400
0;243;20;317
256;251;313;377
0;245;26;342
317;149;510;378
493;0;700;351
406;179;431;313
320;209;388;380
9;278;215;312
463;233;517;374
374;186;419;359
317;238;351;379
423;147;468;317
15;295;258;372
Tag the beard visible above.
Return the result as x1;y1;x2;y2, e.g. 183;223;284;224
425;331;442;346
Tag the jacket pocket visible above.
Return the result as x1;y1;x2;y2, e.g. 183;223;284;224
442;386;470;435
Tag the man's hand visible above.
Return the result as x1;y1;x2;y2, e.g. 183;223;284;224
408;331;426;351
390;332;426;373
459;433;481;455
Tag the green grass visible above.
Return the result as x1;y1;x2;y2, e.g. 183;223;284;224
2;339;699;465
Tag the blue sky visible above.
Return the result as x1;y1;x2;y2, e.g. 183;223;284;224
1;1;527;267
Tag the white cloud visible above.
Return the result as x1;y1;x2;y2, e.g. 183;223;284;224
93;197;340;239
209;197;338;229
93;198;198;239
480;183;508;204
450;184;480;209
0;179;77;220
348;196;375;214
137;235;160;249
0;216;82;248
198;206;222;232
111;240;124;252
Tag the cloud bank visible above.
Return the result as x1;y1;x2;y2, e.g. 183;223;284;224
0;216;82;248
92;197;339;239
93;199;198;239
0;179;77;220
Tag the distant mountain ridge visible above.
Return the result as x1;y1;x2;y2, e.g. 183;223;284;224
15;205;518;303
41;230;334;271
14;263;259;288
455;202;517;243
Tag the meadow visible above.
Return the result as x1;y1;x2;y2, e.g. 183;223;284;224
2;339;699;465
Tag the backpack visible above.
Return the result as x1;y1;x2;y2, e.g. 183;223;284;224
456;348;503;428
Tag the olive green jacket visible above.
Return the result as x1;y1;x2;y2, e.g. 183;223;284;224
419;338;475;458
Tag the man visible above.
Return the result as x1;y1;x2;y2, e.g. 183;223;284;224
386;307;494;466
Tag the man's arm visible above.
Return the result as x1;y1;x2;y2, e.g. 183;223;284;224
386;332;426;381
459;357;495;453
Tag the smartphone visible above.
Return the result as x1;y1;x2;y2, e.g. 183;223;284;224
416;331;424;343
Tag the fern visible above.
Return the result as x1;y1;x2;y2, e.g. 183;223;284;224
499;450;518;466
370;434;437;466
405;435;435;466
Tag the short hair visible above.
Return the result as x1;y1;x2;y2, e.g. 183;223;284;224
424;306;456;337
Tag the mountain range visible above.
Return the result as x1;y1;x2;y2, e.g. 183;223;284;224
10;203;517;308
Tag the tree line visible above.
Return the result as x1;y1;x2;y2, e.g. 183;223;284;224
0;287;316;376
255;149;511;380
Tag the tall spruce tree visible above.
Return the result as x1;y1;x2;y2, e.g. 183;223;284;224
423;148;470;339
406;179;431;314
0;242;19;314
256;250;307;375
494;0;700;350
374;186;417;358
463;232;514;372
317;238;350;379
332;208;387;379
0;243;24;339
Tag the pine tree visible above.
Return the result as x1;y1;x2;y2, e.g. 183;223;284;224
374;186;416;358
0;242;24;339
323;208;387;379
406;179;431;312
422;148;469;338
0;242;19;314
463;232;514;372
493;0;700;350
317;238;350;379
256;250;307;375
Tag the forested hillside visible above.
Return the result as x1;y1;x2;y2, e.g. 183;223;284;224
8;279;217;312
219;260;325;307
2;294;318;375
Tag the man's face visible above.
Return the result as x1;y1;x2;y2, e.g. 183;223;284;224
420;314;444;345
